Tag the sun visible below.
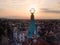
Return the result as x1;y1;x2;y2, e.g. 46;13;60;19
28;4;38;13
30;8;35;14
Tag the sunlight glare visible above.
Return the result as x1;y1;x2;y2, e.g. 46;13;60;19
28;4;38;13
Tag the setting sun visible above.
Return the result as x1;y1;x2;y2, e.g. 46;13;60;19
28;4;38;14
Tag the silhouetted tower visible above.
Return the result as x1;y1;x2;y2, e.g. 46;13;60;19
31;13;34;20
28;8;38;38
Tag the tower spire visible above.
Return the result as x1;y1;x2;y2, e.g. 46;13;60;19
30;8;35;20
31;13;34;20
28;8;37;38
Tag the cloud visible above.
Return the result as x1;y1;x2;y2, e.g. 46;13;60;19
58;2;60;4
41;8;60;13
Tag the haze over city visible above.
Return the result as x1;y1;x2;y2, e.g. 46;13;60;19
0;0;60;19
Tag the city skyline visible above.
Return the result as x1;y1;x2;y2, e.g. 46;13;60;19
0;0;60;19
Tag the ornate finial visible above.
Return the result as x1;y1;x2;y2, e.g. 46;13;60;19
30;8;35;14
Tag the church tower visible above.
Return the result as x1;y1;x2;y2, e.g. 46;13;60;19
28;8;37;38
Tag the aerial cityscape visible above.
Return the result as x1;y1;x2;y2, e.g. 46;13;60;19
0;0;60;45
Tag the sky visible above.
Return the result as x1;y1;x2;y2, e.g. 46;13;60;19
0;0;60;19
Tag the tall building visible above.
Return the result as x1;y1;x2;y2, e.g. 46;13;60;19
28;8;37;38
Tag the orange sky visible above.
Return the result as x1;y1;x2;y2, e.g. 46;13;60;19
0;0;60;19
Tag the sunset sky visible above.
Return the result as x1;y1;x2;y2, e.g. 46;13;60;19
0;0;60;19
